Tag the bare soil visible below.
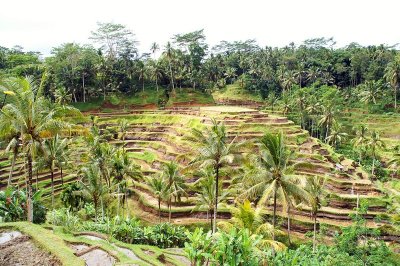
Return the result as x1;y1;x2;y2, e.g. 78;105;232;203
0;234;60;266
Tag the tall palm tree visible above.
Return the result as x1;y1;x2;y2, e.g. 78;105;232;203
3;132;21;187
164;42;175;91
351;125;369;163
0;77;68;222
366;131;385;177
146;175;167;222
185;119;243;233
118;119;129;151
111;148;141;217
325;124;348;149
79;164;107;221
150;42;159;60
193;167;228;230
241;132;307;241
306;96;322;138
148;60;163;92
37;135;69;208
162;161;186;222
218;200;286;251
303;175;326;252
359;80;382;105
384;57;400;110
318;103;338;141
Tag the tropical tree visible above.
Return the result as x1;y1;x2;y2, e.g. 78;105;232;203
118;119;129;150
186;119;243;233
193;167;228;230
37;135;70;208
164;42;175;91
318;103;338;141
0;77;70;222
240;132;306;241
366;130;385;177
218;199;286;251
54;87;72;105
359;80;383;105
78;164;107;221
303;175;326;252
146;175;167;222
325;124;348;149
111;148;141;217
3;132;21;187
351;125;369;163
162;161;186;222
384;56;400;110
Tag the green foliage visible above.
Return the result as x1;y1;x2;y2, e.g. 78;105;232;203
184;228;266;266
0;187;46;223
46;208;81;232
61;182;86;211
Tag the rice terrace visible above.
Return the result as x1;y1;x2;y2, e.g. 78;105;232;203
1;1;400;265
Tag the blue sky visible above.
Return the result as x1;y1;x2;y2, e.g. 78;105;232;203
0;0;399;56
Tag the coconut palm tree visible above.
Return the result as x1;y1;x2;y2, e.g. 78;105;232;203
318;103;338;141
164;42;175;91
3;132;21;187
359;80;383;105
118;119;129;150
303;175;326;252
37;135;70;208
306;96;322;138
240;132;307;241
384;57;400;110
111;148;141;217
218;199;286;251
54;87;72;105
78;164;107;221
351;125;369;163
366;130;385;177
146;175;167;222
325;124;348;149
0;77;69;222
185;119;244;233
162;161;186;222
150;42;159;60
193;167;228;230
148;60;163;92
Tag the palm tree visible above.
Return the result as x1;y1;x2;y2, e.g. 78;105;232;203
303;175;326;252
37;135;69;208
218;200;286;251
325;124;348;149
318;103;338;141
241;132;307;241
0;77;69;222
193;168;228;230
359;80;382;105
146;175;167;222
185;119;243;233
54;87;72;105
111;148;141;217
162;161;186;222
79;164;107;221
306;96;322;138
366;130;385;177
351;125;369;163
118;119;129;150
164;42;175;91
150;42;159;60
384;57;400;110
148;60;163;92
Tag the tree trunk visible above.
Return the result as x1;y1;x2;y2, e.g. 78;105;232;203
156;76;158;92
168;197;172;222
168;61;175;91
82;73;86;103
7;150;17;187
313;213;317;252
372;157;375;176
60;167;63;186
287;205;291;245
27;154;33;223
272;189;277;241
51;168;54;209
158;198;161;223
394;86;397;110
213;167;219;234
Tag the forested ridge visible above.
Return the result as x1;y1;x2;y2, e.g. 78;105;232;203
1;22;399;112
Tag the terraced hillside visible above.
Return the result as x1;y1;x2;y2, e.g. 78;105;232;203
91;106;394;239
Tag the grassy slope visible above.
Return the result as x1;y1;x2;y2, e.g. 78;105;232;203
212;83;263;102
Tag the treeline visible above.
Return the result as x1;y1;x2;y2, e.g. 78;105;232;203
0;22;399;109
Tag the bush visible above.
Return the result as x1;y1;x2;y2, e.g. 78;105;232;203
46;208;81;232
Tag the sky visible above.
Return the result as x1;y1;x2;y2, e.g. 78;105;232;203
0;0;399;57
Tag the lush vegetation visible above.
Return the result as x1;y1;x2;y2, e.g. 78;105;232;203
1;27;400;265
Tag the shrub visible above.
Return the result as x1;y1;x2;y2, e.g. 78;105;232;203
46;208;81;232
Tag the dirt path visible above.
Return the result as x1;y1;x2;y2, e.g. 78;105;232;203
0;233;60;266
